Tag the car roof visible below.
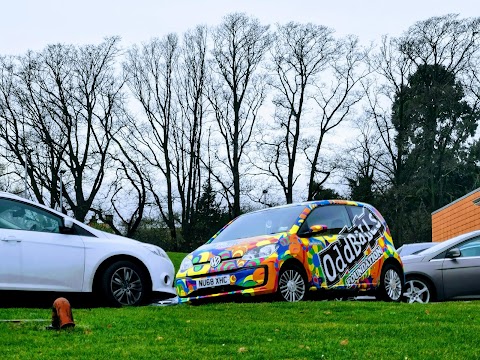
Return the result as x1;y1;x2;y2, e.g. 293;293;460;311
246;199;371;215
0;191;70;219
0;191;25;201
399;242;434;250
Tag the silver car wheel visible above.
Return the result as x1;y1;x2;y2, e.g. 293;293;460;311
404;279;431;304
279;268;306;302
111;266;143;306
384;268;402;301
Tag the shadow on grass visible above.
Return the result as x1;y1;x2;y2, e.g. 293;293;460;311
0;291;179;309
182;289;377;306
0;291;102;309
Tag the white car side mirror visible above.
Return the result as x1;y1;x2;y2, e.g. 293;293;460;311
64;218;74;229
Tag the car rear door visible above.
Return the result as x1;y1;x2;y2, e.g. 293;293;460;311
0;198;85;291
442;236;480;299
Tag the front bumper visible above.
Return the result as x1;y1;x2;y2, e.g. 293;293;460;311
176;261;278;302
150;257;177;297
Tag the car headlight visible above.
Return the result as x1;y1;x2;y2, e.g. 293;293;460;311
242;244;278;261
143;244;169;259
179;257;193;272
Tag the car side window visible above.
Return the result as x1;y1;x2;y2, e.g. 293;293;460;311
458;237;480;258
348;206;377;227
300;205;351;235
0;198;62;233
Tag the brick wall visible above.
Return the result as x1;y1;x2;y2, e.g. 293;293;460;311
432;188;480;242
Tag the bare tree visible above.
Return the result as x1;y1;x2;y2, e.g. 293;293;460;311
399;14;480;75
307;36;370;200
0;38;123;221
207;13;271;217
173;26;209;235
123;34;180;247
92;115;150;237
340;115;388;203
0;52;66;205
258;22;336;203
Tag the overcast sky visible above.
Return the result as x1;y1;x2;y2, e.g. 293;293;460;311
1;0;478;56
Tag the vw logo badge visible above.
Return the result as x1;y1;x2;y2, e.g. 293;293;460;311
210;255;221;268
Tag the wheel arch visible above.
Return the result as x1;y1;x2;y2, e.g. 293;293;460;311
280;257;308;274
279;257;309;285
277;257;309;301
92;255;152;295
382;257;404;283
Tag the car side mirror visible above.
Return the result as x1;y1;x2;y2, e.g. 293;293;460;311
298;224;328;237
446;248;461;258
59;218;74;234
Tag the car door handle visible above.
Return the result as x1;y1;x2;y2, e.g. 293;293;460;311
1;236;21;242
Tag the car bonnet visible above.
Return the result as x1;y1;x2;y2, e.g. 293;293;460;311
189;234;281;265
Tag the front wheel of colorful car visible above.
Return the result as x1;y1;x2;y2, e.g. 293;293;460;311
377;264;403;302
277;265;307;302
403;277;433;304
101;260;149;306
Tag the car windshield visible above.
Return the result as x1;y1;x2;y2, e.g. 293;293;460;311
416;235;467;256
210;205;304;243
411;248;430;255
398;243;435;256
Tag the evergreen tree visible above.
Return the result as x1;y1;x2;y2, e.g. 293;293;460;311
389;64;479;243
347;174;377;206
311;183;342;200
185;180;228;250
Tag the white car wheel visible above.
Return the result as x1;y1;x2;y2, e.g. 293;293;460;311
102;261;148;306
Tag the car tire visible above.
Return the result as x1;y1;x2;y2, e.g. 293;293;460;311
101;260;148;306
377;264;403;302
277;265;307;302
403;277;433;304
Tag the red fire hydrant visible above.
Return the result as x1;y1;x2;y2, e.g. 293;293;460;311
47;297;75;330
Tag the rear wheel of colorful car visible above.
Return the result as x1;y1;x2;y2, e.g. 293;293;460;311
277;265;307;302
101;260;148;306
377;263;403;302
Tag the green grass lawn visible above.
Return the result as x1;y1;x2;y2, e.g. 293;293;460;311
1;300;479;359
0;252;479;359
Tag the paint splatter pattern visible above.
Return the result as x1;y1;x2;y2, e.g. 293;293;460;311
175;200;402;301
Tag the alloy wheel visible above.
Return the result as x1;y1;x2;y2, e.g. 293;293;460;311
403;279;431;303
279;269;306;302
110;266;143;305
384;268;402;301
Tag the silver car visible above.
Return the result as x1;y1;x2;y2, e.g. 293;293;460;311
402;230;480;303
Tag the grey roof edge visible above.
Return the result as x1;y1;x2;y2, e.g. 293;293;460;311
432;187;480;215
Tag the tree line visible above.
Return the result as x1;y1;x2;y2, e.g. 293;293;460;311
0;13;479;250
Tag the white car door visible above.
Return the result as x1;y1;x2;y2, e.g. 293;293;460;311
0;230;22;288
0;198;85;291
0;200;23;288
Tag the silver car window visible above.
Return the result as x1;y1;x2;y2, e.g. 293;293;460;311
458;237;480;257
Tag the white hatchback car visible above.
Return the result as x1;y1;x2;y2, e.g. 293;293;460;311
0;191;176;306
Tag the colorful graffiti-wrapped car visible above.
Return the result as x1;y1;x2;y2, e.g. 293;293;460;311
175;200;404;302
